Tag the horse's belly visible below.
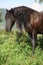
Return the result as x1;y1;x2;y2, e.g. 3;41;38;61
38;28;43;34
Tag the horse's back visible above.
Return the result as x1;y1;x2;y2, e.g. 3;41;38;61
14;6;43;33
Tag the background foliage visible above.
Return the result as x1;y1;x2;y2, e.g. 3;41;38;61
35;0;43;3
0;12;2;22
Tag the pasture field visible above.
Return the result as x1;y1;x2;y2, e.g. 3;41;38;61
0;30;43;65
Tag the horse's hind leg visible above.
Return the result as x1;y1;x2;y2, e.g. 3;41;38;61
31;30;37;55
29;30;37;55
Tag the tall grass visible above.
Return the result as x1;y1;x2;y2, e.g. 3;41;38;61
0;30;43;65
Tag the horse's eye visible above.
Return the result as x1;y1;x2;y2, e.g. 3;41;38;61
7;14;9;17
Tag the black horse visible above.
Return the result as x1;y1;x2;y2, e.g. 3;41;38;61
5;6;43;54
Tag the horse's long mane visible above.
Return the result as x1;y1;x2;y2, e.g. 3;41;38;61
15;12;25;30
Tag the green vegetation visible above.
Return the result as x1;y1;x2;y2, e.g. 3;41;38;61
35;0;43;3
0;13;2;22
0;30;43;65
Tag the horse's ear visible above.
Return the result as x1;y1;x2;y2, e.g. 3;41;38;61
6;9;8;12
11;8;13;10
11;8;14;13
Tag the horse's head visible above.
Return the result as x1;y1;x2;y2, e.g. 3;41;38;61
5;9;16;32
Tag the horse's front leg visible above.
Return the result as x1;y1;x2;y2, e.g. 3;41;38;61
16;21;23;33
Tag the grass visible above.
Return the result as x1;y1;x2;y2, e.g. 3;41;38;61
0;30;43;65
